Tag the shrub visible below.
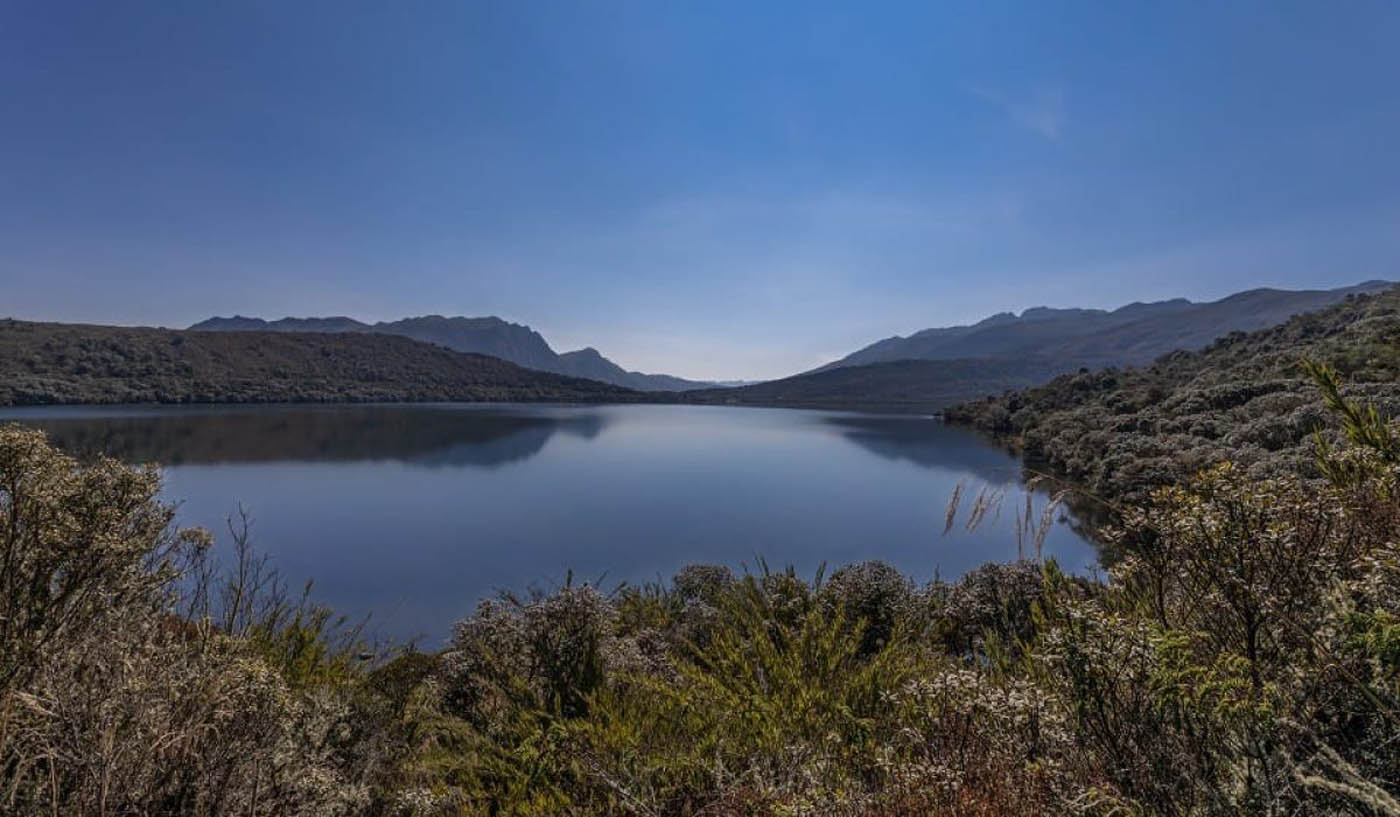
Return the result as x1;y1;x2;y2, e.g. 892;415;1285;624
821;560;914;656
0;425;379;815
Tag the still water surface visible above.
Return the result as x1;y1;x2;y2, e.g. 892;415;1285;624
1;403;1097;643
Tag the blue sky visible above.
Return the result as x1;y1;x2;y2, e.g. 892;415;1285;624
3;1;1398;379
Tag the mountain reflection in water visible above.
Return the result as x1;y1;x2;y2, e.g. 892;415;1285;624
821;415;1025;486
16;404;609;468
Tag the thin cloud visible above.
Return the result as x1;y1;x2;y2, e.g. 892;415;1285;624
971;84;1066;140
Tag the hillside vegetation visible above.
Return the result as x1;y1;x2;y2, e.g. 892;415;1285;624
946;287;1400;498
0;319;636;405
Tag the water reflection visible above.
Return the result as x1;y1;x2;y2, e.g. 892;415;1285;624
823;413;1108;550
821;415;1026;486
12;405;609;468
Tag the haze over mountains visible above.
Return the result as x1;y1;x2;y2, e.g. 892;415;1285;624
189;315;709;391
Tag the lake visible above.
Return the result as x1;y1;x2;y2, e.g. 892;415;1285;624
0;403;1098;643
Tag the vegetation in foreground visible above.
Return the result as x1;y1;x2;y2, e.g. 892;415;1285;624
2;364;1399;815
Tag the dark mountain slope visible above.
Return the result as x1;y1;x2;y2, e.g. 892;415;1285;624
192;315;371;334
556;347;704;392
0;320;637;405
818;280;1391;373
190;314;709;391
682;357;1068;411
1038;283;1394;365
373;316;560;371
944;286;1400;498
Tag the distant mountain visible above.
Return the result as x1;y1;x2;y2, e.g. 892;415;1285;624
555;347;705;391
192;315;371;334
816;281;1393;373
683;357;1064;411
369;316;560;372
0;320;637;406
189;315;709;391
683;280;1396;413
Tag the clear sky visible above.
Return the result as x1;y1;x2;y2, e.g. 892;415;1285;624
3;1;1398;380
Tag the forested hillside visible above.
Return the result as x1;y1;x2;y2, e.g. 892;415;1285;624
0;320;636;405
945;286;1400;497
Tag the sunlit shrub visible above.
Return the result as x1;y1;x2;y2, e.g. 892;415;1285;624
0;425;378;816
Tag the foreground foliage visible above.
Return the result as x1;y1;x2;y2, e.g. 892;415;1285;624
2;362;1399;814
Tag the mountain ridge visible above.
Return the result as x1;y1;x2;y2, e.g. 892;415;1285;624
692;280;1395;412
814;280;1393;374
189;314;710;391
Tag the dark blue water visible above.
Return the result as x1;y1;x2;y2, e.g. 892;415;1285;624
1;403;1097;643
